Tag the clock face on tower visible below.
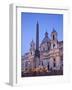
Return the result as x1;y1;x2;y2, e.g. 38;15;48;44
21;12;63;77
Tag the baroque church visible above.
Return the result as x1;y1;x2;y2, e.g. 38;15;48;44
21;22;63;76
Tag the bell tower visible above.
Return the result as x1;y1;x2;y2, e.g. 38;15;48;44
51;28;58;49
30;40;35;55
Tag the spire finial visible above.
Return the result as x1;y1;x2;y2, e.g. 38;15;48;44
52;28;56;32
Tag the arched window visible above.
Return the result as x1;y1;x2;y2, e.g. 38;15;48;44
47;63;49;70
48;46;50;50
45;47;47;51
53;58;56;67
31;44;32;47
53;35;55;40
42;61;43;66
31;52;32;55
53;44;55;48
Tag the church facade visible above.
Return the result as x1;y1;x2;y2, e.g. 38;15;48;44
21;22;63;76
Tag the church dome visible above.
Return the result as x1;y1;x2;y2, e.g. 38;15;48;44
41;32;50;45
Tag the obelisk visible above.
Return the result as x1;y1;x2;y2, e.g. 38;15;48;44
34;21;40;68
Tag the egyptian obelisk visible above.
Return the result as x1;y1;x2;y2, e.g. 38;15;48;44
34;21;40;68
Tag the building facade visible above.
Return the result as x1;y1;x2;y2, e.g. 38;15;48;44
21;23;63;74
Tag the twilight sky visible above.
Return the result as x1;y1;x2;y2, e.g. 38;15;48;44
21;12;63;55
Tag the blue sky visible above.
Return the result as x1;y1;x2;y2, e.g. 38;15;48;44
21;12;63;55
